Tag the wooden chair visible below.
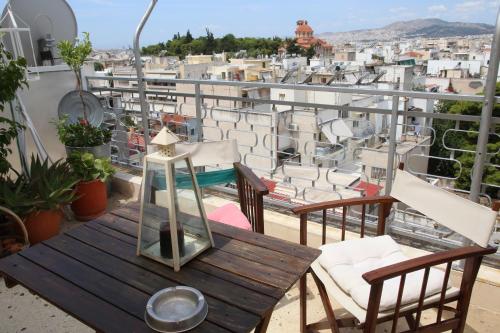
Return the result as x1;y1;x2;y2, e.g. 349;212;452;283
292;169;497;333
234;162;269;234
175;140;269;233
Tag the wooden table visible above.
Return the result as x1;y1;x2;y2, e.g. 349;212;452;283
0;203;321;333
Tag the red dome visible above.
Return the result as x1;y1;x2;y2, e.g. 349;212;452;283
295;20;313;33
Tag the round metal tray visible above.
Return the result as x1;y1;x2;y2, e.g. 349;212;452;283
145;286;208;333
58;90;104;127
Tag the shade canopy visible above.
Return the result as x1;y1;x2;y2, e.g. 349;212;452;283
391;169;496;247
175;140;240;167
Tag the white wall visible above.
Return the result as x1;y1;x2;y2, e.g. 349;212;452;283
7;67;77;172
427;60;482;76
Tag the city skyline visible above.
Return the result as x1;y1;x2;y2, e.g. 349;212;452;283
1;0;500;48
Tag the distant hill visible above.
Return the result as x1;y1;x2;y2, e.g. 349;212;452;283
318;19;495;43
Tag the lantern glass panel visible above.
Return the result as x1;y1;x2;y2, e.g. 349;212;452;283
138;156;212;269
139;160;170;264
171;158;212;261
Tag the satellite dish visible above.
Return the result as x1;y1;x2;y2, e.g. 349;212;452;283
58;91;104;127
1;0;77;67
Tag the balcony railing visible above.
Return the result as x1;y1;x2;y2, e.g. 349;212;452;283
85;75;500;265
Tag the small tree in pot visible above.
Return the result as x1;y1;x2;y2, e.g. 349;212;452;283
56;33;111;158
68;152;115;221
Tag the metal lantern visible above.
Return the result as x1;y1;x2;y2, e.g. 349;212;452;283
137;127;214;272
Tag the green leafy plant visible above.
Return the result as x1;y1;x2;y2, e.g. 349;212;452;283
0;41;28;175
57;32;92;120
54;115;111;147
68;152;115;183
0;155;78;216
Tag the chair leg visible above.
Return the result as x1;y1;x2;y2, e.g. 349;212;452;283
311;270;340;333
300;275;307;333
405;313;416;329
255;311;272;333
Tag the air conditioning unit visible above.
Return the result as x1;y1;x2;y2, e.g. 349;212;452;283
288;123;299;131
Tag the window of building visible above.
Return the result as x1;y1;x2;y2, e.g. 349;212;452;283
352;120;359;128
221;72;226;80
321;77;327;84
371;167;386;180
279;93;286;101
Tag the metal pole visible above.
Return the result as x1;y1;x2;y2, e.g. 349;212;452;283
385;95;400;195
194;83;203;142
469;8;500;202
133;0;158;151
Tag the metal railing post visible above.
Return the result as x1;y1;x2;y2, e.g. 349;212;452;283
469;8;500;202
133;0;158;151
385;95;400;195
194;83;203;142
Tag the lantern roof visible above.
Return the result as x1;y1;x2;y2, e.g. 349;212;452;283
151;127;180;146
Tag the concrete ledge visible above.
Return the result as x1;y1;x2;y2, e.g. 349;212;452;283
111;172;142;200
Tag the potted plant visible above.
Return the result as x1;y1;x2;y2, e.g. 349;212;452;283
56;32;112;158
55;115;112;158
0;156;78;244
68;151;115;221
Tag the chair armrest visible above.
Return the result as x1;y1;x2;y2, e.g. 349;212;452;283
492;200;500;212
233;162;269;195
362;245;497;285
291;196;398;215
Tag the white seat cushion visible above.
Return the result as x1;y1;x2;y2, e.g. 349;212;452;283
319;235;449;311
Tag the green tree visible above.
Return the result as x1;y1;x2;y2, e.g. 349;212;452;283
306;46;316;63
185;30;193;43
94;62;104;71
205;28;216;54
219;34;237;52
285;38;304;56
428;84;500;197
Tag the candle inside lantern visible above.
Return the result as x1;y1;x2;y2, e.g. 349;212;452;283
159;222;185;259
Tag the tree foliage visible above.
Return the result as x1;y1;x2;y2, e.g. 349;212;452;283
141;30;284;59
285;38;305;56
428;83;500;197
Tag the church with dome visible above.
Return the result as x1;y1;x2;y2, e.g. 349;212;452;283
294;20;333;56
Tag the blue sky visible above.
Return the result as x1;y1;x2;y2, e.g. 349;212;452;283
2;0;500;48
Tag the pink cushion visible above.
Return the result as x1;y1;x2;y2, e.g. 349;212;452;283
207;203;252;231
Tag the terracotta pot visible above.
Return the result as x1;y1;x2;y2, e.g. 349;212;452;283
24;209;63;245
71;180;107;221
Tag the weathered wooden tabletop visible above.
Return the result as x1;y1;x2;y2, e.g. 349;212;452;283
0;203;321;333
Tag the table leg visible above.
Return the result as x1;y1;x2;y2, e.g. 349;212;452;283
2;274;18;288
255;311;272;333
300;275;307;333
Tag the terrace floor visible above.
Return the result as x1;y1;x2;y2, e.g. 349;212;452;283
1;193;499;332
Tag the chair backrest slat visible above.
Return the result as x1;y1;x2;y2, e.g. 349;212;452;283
414;267;431;329
360;204;366;238
437;262;452;323
322;209;327;245
341;206;347;241
391;274;406;333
